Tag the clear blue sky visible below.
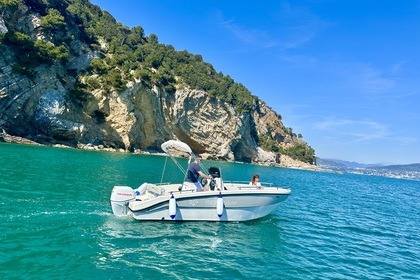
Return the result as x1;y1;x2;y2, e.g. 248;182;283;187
90;0;420;165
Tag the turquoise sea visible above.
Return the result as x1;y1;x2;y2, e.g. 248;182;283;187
0;143;418;279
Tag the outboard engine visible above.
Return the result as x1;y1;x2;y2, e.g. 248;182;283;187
110;186;135;216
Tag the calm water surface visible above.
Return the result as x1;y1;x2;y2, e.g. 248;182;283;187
0;143;418;279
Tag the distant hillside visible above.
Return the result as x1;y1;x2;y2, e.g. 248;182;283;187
316;158;348;171
367;163;420;172
319;158;381;169
316;158;420;180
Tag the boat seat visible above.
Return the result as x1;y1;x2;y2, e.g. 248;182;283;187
181;182;198;192
147;184;165;196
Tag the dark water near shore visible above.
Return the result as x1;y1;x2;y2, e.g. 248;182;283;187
0;143;418;279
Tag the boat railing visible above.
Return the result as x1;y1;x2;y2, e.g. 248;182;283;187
148;182;198;195
223;181;273;188
155;182;173;186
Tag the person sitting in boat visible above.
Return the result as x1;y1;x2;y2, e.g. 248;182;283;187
186;154;212;191
249;174;262;189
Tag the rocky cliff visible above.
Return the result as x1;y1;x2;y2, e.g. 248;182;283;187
0;0;316;169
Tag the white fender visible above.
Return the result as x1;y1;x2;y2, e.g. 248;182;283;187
134;183;148;196
169;194;176;219
217;192;224;217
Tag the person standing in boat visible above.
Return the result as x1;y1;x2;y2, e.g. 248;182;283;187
186;154;212;191
250;174;262;189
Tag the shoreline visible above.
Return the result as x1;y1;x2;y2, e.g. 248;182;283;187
0;129;320;172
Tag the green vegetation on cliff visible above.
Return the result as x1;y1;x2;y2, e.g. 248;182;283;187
259;134;316;164
0;0;19;15
0;0;315;164
1;0;255;110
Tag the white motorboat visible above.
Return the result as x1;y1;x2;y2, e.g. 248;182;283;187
110;140;291;222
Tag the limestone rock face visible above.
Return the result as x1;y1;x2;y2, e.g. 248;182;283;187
170;89;257;161
34;89;84;140
77;85;260;161
0;17;8;34
16;12;41;39
0;53;310;166
0;37;95;144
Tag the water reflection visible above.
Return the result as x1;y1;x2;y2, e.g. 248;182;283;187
96;214;290;278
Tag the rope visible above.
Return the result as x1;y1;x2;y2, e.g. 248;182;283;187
182;155;192;184
160;155;169;184
161;151;189;184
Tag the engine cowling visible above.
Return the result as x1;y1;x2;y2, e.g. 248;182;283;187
110;186;135;216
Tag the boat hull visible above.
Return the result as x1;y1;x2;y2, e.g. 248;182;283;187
128;190;290;221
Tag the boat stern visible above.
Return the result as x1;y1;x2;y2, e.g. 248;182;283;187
110;186;136;216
